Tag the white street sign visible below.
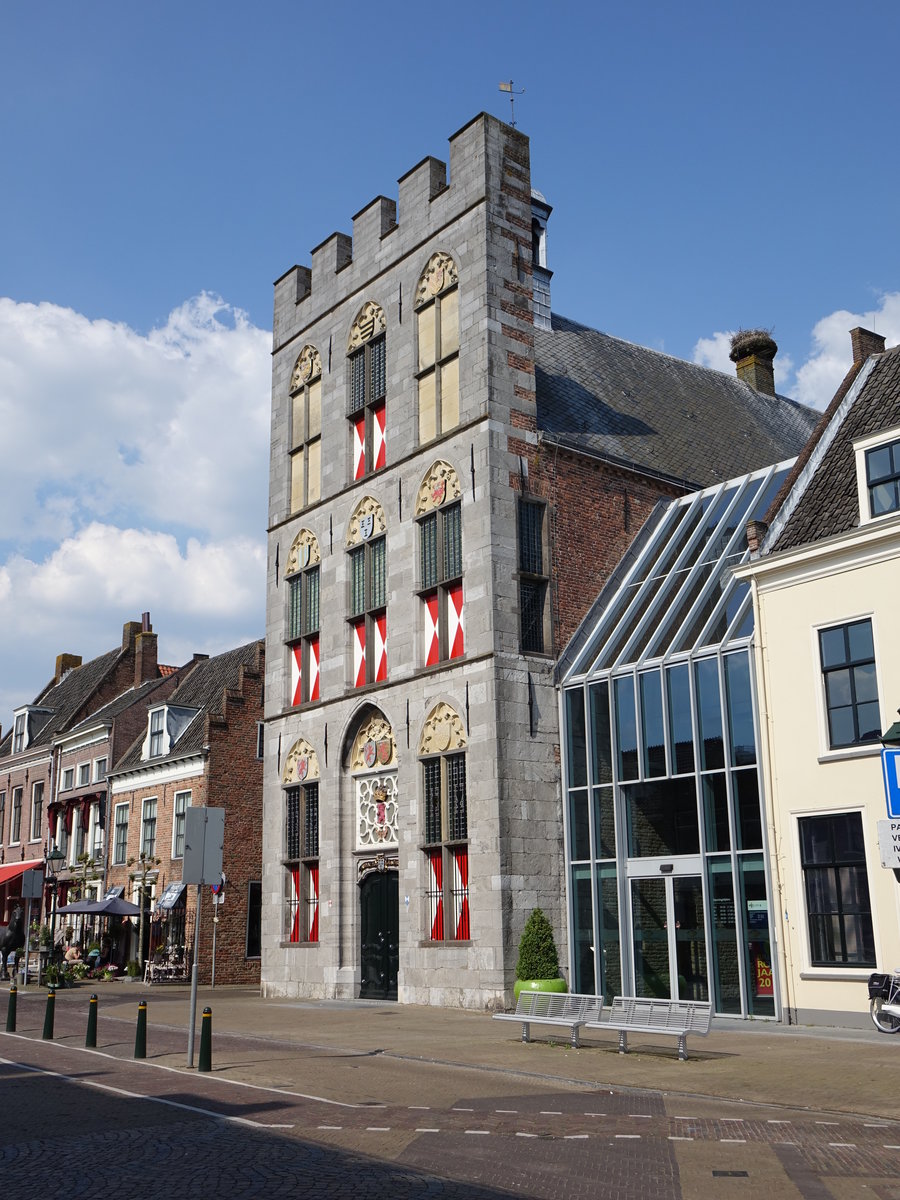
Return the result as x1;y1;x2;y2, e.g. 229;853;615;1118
876;819;900;869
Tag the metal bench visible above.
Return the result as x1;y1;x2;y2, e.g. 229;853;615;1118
493;991;604;1048
588;995;712;1061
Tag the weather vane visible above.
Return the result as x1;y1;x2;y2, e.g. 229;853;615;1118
498;80;525;128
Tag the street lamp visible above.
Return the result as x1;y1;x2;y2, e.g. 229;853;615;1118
45;845;65;953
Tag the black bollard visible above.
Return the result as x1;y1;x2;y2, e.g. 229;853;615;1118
134;998;147;1059
42;987;55;1040
85;993;98;1048
198;1006;212;1072
6;984;16;1033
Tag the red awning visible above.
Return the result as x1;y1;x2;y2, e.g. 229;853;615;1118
0;859;43;887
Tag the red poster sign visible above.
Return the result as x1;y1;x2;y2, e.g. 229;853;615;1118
755;955;774;997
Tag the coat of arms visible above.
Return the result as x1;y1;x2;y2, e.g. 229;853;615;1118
363;739;377;768
376;738;392;765
359;513;374;541
296;756;308;783
432;479;446;506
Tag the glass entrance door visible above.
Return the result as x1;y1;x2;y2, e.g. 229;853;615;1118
631;875;708;1001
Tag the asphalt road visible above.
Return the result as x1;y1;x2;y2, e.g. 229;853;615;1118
2;989;900;1199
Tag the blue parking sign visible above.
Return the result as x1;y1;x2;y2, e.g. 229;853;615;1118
881;749;900;819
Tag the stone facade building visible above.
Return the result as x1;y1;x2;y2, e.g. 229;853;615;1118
262;114;817;1007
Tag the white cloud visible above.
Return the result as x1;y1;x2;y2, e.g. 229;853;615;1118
0;294;271;545
0;295;271;720
693;293;900;410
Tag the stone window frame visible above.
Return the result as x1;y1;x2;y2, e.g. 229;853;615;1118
415;461;465;668
517;495;551;655
282;738;320;945
289;345;323;514
347;301;387;482
414;252;460;445
285;530;322;708
419;703;470;943
346;496;388;689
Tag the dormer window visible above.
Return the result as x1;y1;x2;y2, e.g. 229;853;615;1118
143;704;198;761
149;709;165;757
13;713;26;753
855;427;900;523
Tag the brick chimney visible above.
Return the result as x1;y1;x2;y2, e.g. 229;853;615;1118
122;620;142;649
135;630;158;686
730;330;778;397
850;326;886;364
54;653;82;684
745;519;769;557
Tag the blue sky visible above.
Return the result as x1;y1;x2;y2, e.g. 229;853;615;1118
1;0;899;717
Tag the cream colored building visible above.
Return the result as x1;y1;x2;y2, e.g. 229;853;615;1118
739;330;900;1026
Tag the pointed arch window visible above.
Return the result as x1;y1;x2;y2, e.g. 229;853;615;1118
419;703;469;942
347;301;386;481
347;497;388;687
285;530;321;707
415;253;459;444
289;345;322;513
283;739;320;944
416;462;464;666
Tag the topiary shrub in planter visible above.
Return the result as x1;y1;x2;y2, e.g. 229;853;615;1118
514;907;567;1000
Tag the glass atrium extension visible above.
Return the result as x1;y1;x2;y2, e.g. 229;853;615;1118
558;461;794;1019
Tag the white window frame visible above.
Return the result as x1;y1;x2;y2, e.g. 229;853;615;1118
854;424;900;524
113;802;129;865
811;613;883;762
140;797;158;859
61;767;75;791
94;757;108;782
30;780;44;842
77;762;91;787
172;790;191;859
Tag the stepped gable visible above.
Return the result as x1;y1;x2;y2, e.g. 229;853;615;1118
535;314;819;487
113;641;263;769
771;345;900;551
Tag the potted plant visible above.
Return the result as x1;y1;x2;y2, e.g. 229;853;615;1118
514;907;567;1000
125;960;141;980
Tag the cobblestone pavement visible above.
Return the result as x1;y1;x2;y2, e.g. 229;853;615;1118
3;985;900;1199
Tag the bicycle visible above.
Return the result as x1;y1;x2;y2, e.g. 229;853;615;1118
868;969;900;1033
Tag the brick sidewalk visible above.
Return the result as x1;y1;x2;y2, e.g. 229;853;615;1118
8;981;898;1120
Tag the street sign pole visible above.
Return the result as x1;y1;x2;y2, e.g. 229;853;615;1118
182;808;224;1068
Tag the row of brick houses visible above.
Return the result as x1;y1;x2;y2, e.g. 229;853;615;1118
0;616;263;985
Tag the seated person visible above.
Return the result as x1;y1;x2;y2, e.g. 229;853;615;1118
64;944;82;963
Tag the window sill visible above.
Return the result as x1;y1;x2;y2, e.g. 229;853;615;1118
418;940;473;948
799;969;875;981
816;743;882;764
280;940;319;949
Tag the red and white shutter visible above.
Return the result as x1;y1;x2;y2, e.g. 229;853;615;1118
307;865;319;943
373;612;387;681
352;413;366;480
452;848;470;940
424;592;440;666
308;635;320;702
352;619;366;688
289;867;301;942
373;401;386;471
428;849;444;941
290;645;302;707
447;583;465;660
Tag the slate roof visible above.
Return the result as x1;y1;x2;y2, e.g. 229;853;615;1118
0;646;123;754
65;674;176;734
535;315;819;488
112;641;263;773
770;346;900;552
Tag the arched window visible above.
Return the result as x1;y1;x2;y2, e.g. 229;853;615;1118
289;345;322;513
282;738;320;943
419;703;469;942
416;461;464;666
415;252;459;443
346;497;387;687
285;530;321;706
347;301;386;481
